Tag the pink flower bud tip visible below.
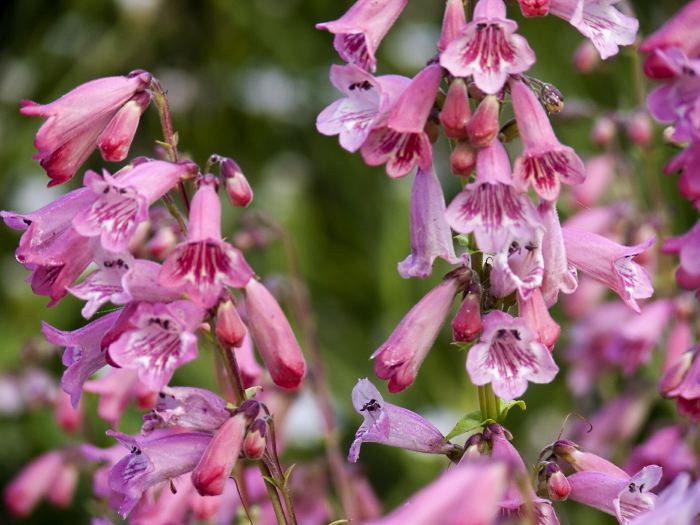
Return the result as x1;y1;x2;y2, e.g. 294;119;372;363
243;419;267;459
450;140;477;176
626;111;653;147
451;289;481;342
216;300;246;347
466;95;500;148
518;0;550;17
222;159;253;208
574;41;600;74
439;79;471;139
591;115;617;147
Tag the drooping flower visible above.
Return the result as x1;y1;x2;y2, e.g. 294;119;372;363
20;70;152;186
360;64;442;178
466;311;559;400
372;274;463;392
317;63;410;152
451;285;482;343
142;386;230;435
440;0;535;95
548;0;639;60
107;300;206;390
398;166;461;279
511;79;585;201
72;160;197;253
316;0;408;72
539;202;578;307
159;180;254;308
562;227;654;312
348;379;455;462
84;368;156;428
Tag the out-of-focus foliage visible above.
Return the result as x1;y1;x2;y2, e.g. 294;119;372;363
0;1;691;524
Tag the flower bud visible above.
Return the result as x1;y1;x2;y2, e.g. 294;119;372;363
439;79;471;139
221;159;253;208
573;41;600;74
540;83;564;114
659;351;694;395
54;390;82;434
236;399;261;421
46;462;79;508
243;418;267;459
466;95;500;148
450;140;476;176
517;0;549;16
462;432;488;459
215;300;246;348
451;287;481;342
625;111;653;148
98;91;151;162
591;116;617;147
537;461;571;501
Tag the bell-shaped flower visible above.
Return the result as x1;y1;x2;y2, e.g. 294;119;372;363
107;429;212;517
372;274;462;392
663;220;700;292
84;368;156;428
517;288;560;349
20;70;152;186
244;279;306;389
511;80;585;201
107;300;206;390
466;311;559;400
360;64;441;178
317;63;410;152
490;224;545;298
659;345;700;422
159;181;254;308
72;160;197;253
628;473;700;525
316;0;408;72
548;0;638;60
445;139;542;255
539;202;578;307
142;386;230;435
42;311;120;407
348;379;455;462
562;227;654;312
398;166;461;279
440;0;535;95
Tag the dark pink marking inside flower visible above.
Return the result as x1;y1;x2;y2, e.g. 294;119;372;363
462;23;516;74
521;151;571;194
170;241;234;287
486;328;538;378
341;33;371;70
455;184;527;229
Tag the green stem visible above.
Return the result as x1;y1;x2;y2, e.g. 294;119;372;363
477;384;500;422
260;462;289;525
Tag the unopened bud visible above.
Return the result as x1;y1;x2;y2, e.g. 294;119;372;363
537;462;570;501
466;95;499;148
463;432;488;458
221;159;253;207
216;300;246;348
452;288;481;342
440;79;471;139
236;399;261;421
551;439;627;477
98;91;151;162
625;111;653;147
517;0;549;16
243;418;267;459
573;41;600;74
659;351;694;395
591;116;617;147
540;83;564;114
450;140;476;176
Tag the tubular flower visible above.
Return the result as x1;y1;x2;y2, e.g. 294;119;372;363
84;368;156;428
628;473;700;525
659;345;700;422
142;386;230;435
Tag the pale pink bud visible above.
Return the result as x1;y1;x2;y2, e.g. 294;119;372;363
4;451;65;516
449;140;476;176
222;159;253;208
216;300;246;348
591;115;617;147
438;0;467;53
625;111;653;147
243;419;267;460
46;462;79;508
466;95;500;148
517;288;560;350
98;91;151;161
54;389;82;434
439;79;471;139
573;40;600;73
659;351;694;395
517;0;549;16
663;316;693;374
145;225;178;260
538;462;571;501
191;413;247;496
451;287;481;343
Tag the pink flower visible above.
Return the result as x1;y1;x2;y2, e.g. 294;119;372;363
659;345;700;422
438;78;471;139
360;64;441;178
517;0;550;17
490;224;545;298
220;158;253;208
663;220;700;292
539;202;578;307
438;0;468;53
570;154;616;209
4;451;69;516
467;311;559;399
511;79;585;201
159;181;254;308
440;0;535;95
142;386;230;435
317;63;410;152
316;0;408;72
548;0;638;60
84;368;156;428
517;288;560;349
215;299;246;347
20;70;152;186
629;473;700;525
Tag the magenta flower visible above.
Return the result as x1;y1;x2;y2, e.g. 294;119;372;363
440;0;535;95
159;181;253;308
517;288;561;350
664;220;700;291
72;160;197;253
107;300;206;390
317;63;410;152
466;311;559;400
511;80;585;201
142;386;230;435
629;473;700;525
659;345;700;422
372;275;461;392
539;202;578;307
348;379;455;462
437;0;468;53
84;368;155;428
107;429;212;517
316;0;408;72
439;78;471;139
42;312;120;407
20;70;152;186
548;0;638;60
398;166;461;279
445;140;542;254
360;64;441;178
562;227;654;312
3;450;71;516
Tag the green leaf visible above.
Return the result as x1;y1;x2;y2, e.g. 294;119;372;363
261;475;276;487
444;410;484;441
328;521;350;525
498;400;526;422
283;463;296;483
244;385;263;399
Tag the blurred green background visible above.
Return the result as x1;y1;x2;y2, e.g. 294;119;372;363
0;1;692;523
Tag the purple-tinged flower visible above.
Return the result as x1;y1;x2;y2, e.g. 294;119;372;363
537;462;571;501
438;0;468;53
46;461;79;510
440;0;535;95
348;379;455;462
84;368;156;428
107;300;206;390
220;158;253;208
372;274;462;392
72;160;197;253
244;278;306;389
398;166;461;279
548;0;638;60
466;311;559;400
42;312;120;407
438;78;471;139
360;64;442;178
317;64;410;152
567;465;661;524
159;181;254;308
663;220;700;292
365;460;506;525
539;202;577;307
107;429;212;517
517;289;561;350
242;419;267;460
191;413;247;496
142;386;230;435
490;224;545;298
552;439;633;478
562;227;654;312
452;285;482;343
659;345;700;423
629;473;700;525
316;0;408;72
20;70;152;186
511;80;585;201
445;139;542;254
